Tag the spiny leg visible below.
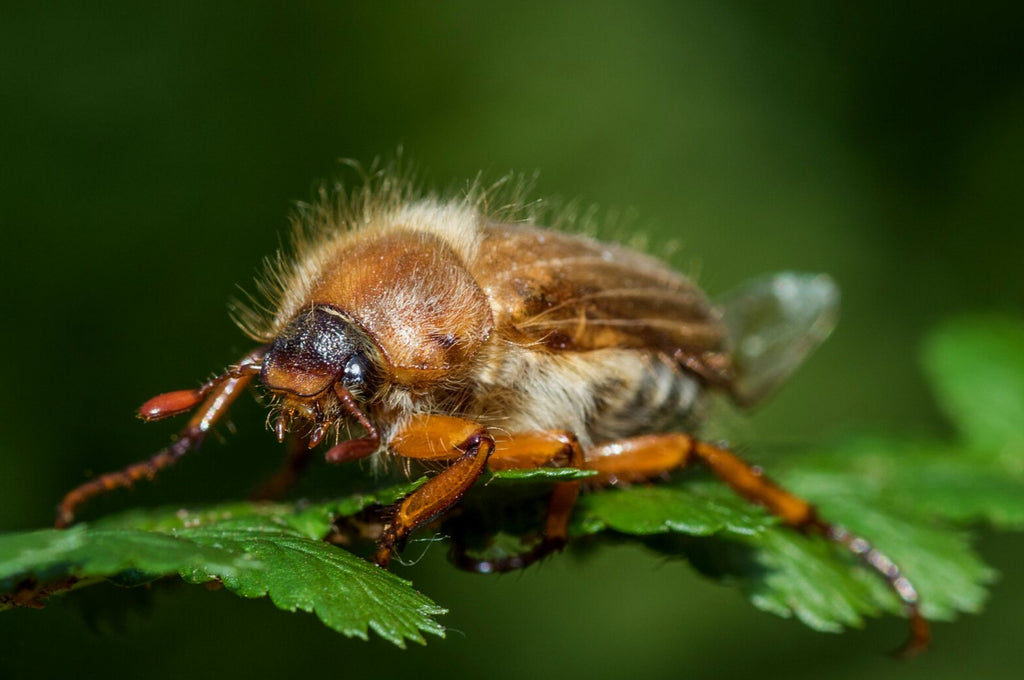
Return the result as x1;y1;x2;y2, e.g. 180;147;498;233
320;382;382;465
55;347;266;527
375;415;494;567
815;521;929;658
453;430;585;573
584;433;930;656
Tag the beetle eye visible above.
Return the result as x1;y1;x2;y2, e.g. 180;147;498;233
342;352;370;391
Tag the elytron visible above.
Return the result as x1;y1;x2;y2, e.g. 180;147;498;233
56;170;929;652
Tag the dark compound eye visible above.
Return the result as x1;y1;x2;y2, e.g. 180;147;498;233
342;351;371;391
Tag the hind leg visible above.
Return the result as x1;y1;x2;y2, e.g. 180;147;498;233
583;433;929;655
455;429;928;655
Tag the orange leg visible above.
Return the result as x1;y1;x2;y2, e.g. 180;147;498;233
454;430;585;573
586;434;815;525
584;432;930;656
375;415;494;567
55;347;266;527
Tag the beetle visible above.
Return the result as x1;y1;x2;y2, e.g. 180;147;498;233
56;171;929;653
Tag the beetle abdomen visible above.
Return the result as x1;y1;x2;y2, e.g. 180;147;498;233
467;344;701;449
589;352;702;443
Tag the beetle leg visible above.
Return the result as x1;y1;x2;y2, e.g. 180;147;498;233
453;430;585;573
320;383;382;465
376;415;494;567
55;347;267;527
584;433;930;656
586;434;817;523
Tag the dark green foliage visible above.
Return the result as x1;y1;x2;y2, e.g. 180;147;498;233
1;317;1021;645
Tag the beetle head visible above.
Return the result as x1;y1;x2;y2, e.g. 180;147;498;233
260;305;378;432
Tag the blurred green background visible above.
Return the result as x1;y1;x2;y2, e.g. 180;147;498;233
2;1;1023;678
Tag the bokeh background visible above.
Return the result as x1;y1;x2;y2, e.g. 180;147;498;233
2;2;1023;678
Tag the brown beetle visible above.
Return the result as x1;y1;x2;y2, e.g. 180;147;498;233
56;172;928;653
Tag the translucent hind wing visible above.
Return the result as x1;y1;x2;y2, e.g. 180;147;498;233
718;272;839;407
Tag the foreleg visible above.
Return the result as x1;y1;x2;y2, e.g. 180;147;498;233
55;347;266;527
375;415;494;567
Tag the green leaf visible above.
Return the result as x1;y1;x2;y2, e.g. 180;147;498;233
787;437;1024;530
0;483;445;645
176;516;445;647
740;529;885;631
0;526;244;601
573;479;768;537
560;471;995;630
91;479;425;538
922;315;1024;460
283;479;426;539
809;500;994;621
490;467;596;482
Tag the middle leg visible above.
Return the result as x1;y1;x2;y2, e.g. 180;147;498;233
453;430;585;573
